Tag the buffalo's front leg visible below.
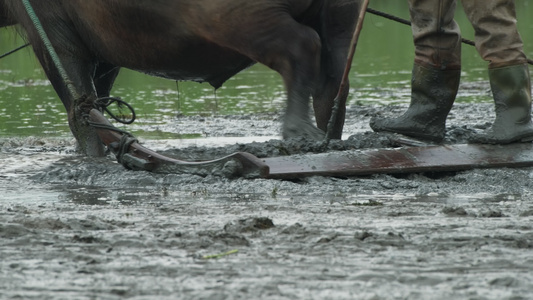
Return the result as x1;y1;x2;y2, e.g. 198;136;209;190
13;2;104;156
32;47;104;156
312;1;360;140
0;1;16;27
57;57;104;156
312;40;350;140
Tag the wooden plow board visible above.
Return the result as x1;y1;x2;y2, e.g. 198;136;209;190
260;143;533;179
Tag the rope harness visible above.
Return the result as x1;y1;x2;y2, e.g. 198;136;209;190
94;97;136;125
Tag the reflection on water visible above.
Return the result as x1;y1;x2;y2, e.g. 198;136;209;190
1;2;532;138
59;190;525;207
3;179;520;207
58;187;162;206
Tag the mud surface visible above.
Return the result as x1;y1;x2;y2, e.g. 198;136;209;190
2;103;533;299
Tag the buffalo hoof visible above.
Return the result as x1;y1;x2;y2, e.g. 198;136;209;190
282;119;325;141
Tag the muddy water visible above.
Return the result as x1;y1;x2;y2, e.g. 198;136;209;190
2;2;533;300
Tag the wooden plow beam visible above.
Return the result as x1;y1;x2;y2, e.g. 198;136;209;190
89;109;269;178
89;109;533;179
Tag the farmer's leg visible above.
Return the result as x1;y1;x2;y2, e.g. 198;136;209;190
370;0;461;142
462;0;533;143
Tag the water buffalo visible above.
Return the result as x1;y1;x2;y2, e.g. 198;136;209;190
2;0;359;156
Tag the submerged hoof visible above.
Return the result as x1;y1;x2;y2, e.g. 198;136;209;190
282;121;325;141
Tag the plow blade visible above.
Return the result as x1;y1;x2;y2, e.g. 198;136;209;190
262;143;533;179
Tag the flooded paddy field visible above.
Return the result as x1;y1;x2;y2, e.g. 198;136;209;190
2;2;533;299
2;104;533;300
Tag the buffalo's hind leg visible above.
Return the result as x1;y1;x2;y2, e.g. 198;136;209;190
94;62;120;99
272;22;325;140
312;0;360;140
201;11;325;140
255;20;325;140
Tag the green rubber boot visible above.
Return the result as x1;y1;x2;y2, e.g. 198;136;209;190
471;64;533;144
370;64;460;142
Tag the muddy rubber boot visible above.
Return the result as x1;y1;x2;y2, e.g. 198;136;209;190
370;64;460;142
471;64;533;144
